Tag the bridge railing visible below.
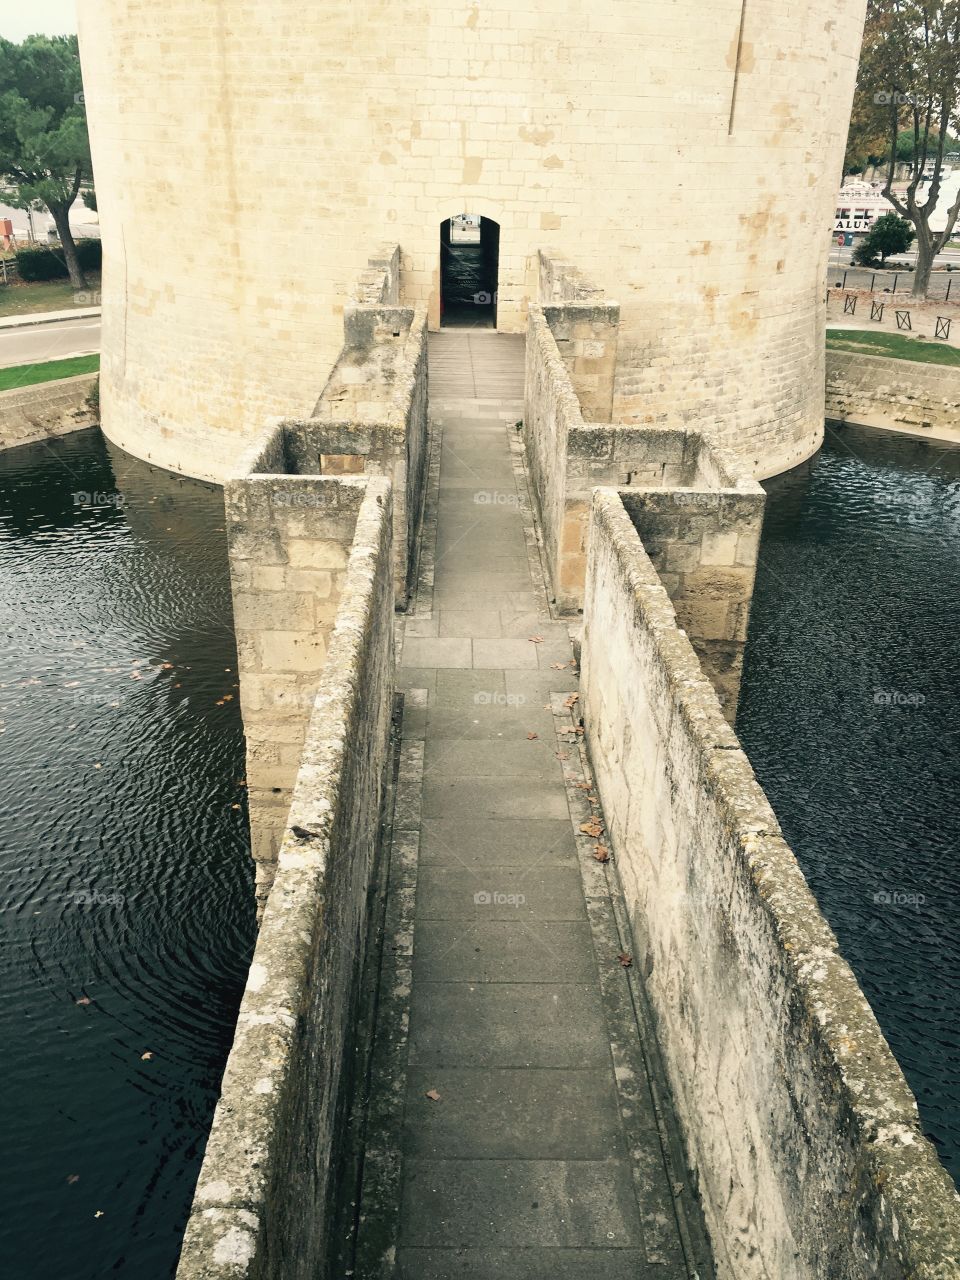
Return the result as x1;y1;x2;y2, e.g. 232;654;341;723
176;476;395;1280
581;489;960;1279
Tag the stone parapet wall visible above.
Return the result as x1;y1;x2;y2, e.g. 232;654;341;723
0;374;98;453
826;348;960;435
581;488;960;1280
225;472;371;908
176;477;394;1280
524;297;764;714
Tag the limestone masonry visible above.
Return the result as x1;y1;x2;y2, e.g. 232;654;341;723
78;0;865;483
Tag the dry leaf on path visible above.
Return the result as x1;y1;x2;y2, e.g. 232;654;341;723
580;819;604;838
527;732;538;741
618;952;633;968
528;635;543;644
425;1088;441;1102
593;845;610;863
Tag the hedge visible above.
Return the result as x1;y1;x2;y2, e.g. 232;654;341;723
16;240;102;282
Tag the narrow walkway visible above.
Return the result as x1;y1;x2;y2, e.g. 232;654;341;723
353;332;712;1280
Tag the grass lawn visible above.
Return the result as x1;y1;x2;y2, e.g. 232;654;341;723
826;328;960;367
0;354;100;392
0;274;100;318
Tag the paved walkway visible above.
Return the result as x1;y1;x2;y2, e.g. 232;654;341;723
351;331;712;1280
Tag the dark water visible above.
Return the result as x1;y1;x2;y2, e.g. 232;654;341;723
0;430;255;1278
738;422;960;1185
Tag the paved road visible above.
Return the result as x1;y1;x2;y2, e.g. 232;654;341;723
0;316;101;369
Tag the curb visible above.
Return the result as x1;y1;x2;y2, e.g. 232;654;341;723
0;308;101;331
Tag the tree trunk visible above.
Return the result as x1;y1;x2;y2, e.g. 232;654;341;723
909;217;936;299
48;202;87;290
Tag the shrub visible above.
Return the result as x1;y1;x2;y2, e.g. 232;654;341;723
16;240;102;282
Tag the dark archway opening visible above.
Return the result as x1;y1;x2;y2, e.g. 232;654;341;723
440;215;499;328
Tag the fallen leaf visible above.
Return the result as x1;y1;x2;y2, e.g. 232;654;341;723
550;662;567;671
222;694;234;701
94;1210;104;1218
593;845;610;863
555;750;569;760
563;693;579;709
425;1088;441;1102
93;763;102;770
75;996;92;1006
141;1051;153;1060
580;819;604;838
63;681;81;688
576;782;591;791
618;952;633;968
160;662;174;670
528;635;543;644
526;732;538;741
231;804;241;811
66;1174;80;1184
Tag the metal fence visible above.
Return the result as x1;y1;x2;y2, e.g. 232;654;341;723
828;266;956;302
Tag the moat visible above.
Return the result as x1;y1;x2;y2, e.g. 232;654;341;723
0;430;255;1278
0;418;958;1278
739;422;960;1186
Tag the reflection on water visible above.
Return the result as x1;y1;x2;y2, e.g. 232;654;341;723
0;430;255;1278
738;423;960;1185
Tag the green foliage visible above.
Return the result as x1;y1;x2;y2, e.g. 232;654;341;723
82;188;97;212
852;213;916;266
16;239;101;281
0;35;90;212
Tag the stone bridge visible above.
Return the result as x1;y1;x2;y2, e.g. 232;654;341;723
174;251;960;1280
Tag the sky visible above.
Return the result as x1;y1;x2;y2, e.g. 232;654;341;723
0;0;77;42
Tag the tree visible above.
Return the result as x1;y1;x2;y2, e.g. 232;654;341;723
0;35;91;289
851;1;960;297
853;211;917;263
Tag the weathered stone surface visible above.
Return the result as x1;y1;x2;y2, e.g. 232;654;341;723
827;348;960;437
0;374;98;452
581;488;960;1280
175;477;394;1280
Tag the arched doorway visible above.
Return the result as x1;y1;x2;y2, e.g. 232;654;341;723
440;215;499;328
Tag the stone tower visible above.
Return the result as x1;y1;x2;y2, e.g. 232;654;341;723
77;0;866;482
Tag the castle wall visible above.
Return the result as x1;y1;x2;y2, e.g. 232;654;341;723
0;375;98;453
78;0;866;483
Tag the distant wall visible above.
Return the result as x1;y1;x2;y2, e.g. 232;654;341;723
176;478;394;1280
0;374;98;452
581;488;960;1280
827;348;960;435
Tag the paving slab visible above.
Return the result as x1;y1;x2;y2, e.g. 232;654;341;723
412;920;597;982
418;817;578;867
403;1067;626;1158
416;866;587;921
